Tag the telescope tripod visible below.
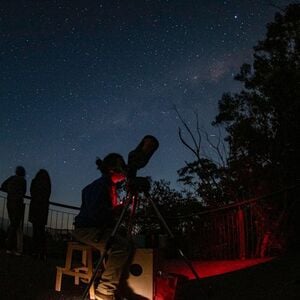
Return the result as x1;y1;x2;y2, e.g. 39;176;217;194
81;190;201;300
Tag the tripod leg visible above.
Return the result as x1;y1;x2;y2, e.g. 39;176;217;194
81;195;133;300
146;194;201;281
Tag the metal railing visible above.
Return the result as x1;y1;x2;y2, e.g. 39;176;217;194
1;185;298;260
0;192;79;241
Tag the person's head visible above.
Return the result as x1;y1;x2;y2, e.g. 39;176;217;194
15;166;26;177
96;153;126;183
35;169;51;182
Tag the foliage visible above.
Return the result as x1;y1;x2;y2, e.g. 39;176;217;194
178;4;300;203
132;179;204;236
175;108;233;206
177;158;233;205
213;3;300;198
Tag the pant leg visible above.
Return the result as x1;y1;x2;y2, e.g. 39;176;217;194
32;224;46;255
73;227;132;295
32;225;38;253
16;225;23;253
97;233;132;295
6;203;23;251
6;216;21;251
39;225;46;256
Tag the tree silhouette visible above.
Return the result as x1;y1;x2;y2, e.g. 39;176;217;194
177;4;300;204
213;3;300;199
132;179;201;233
175;106;234;206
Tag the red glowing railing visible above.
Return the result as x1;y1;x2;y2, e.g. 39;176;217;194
167;185;299;260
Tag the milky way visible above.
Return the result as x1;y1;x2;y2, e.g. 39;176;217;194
0;0;293;205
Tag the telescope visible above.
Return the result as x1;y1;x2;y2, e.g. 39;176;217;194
127;135;159;179
126;135;159;194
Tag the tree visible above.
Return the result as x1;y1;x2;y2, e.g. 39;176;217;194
213;3;300;198
175;108;232;206
176;4;300;203
133;180;194;232
128;178;204;250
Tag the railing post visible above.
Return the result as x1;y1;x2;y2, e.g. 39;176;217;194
237;206;246;260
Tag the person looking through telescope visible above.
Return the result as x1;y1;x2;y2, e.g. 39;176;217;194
76;136;203;300
76;136;159;300
73;153;131;300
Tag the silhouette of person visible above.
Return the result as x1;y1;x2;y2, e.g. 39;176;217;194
29;169;51;260
73;153;132;300
1;166;27;255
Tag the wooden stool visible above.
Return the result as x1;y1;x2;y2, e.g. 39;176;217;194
55;241;96;299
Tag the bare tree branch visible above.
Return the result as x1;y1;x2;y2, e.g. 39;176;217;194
174;105;200;157
178;127;199;158
203;130;226;167
194;110;202;150
174;105;229;203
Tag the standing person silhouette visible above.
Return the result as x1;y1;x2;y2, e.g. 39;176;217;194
73;153;132;300
29;169;51;260
1;166;27;255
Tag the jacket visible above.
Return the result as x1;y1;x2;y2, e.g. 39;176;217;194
29;176;51;225
1;175;26;214
74;175;114;228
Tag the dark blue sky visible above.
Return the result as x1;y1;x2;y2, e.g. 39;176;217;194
0;0;294;206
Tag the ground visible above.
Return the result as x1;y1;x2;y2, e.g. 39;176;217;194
0;248;299;300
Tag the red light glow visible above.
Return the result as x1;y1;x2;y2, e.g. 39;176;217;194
159;257;273;279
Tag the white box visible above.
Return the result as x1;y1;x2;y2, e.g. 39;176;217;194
127;248;154;300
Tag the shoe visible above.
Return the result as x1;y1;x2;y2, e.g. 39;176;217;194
6;250;12;254
95;291;119;300
13;250;22;256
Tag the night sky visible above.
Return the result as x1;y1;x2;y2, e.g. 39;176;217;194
0;0;294;207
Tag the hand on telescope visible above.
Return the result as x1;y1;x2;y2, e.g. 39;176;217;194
127;177;151;194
